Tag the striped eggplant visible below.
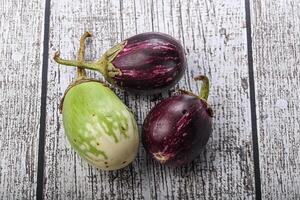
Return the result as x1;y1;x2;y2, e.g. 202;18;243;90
142;75;213;167
60;32;139;170
62;80;139;170
54;32;187;94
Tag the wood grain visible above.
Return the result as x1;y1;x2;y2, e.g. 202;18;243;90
45;0;255;199
250;0;300;199
0;0;45;199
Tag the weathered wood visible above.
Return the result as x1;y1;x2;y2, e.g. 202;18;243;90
250;0;300;199
0;0;45;199
45;0;255;199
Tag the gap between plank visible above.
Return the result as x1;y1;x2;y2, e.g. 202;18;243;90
244;0;262;200
36;0;51;199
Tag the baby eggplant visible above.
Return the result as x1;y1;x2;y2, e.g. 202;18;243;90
54;32;187;94
60;32;139;170
142;75;213;167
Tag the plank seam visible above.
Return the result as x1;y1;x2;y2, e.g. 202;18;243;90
244;0;262;199
36;0;51;199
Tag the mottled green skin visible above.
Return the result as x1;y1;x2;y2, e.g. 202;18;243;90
62;81;139;170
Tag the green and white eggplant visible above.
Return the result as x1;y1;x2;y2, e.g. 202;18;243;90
59;32;139;170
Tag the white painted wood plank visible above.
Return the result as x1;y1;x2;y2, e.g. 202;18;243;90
251;0;300;199
45;0;255;199
0;0;45;199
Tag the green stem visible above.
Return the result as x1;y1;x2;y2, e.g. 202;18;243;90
76;32;91;78
53;51;107;76
194;75;209;100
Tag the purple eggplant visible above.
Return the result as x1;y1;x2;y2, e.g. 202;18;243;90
54;32;186;94
142;75;213;167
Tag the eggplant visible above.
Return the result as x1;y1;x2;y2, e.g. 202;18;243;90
142;75;213;166
54;32;186;94
61;32;139;170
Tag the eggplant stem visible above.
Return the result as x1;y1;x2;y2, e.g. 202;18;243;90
53;51;107;77
76;32;91;78
194;75;209;100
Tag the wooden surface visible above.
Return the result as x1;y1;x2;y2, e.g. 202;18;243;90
45;0;255;199
251;0;300;199
0;0;45;199
0;0;299;199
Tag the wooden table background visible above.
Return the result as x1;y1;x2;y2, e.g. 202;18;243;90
0;0;299;199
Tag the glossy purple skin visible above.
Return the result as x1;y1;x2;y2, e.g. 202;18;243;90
142;92;213;166
111;32;186;94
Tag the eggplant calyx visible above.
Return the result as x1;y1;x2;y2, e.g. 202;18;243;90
177;75;210;101
59;77;108;113
178;89;198;97
178;75;213;117
103;41;127;62
53;41;126;83
100;41;127;82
